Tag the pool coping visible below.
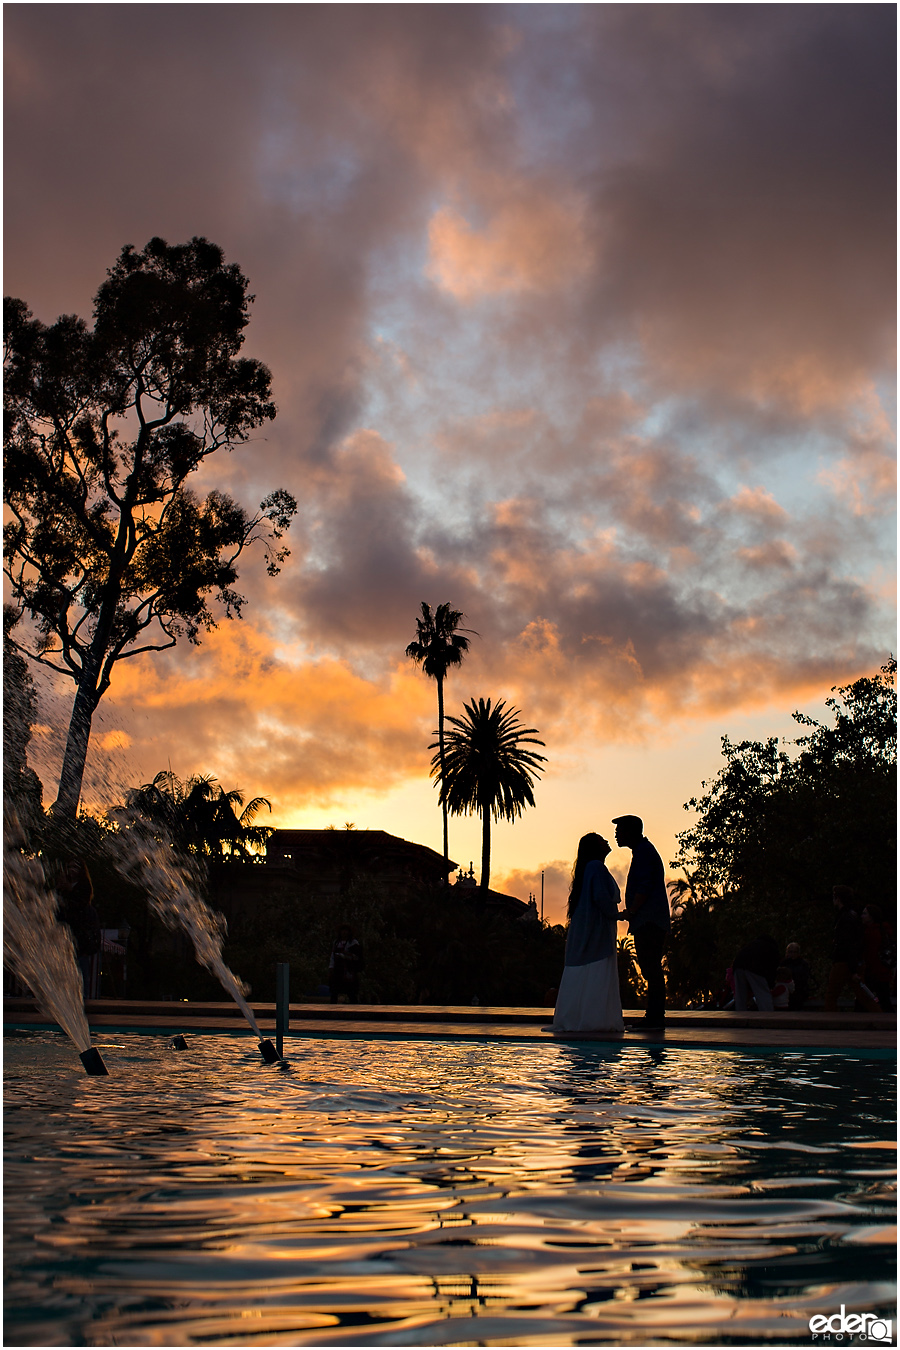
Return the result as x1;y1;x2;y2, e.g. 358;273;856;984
4;998;895;1051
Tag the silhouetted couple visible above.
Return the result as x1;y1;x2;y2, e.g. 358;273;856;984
553;815;670;1035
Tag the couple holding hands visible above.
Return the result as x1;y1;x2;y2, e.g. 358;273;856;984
552;816;671;1035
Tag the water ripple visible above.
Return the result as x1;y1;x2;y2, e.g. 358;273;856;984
3;1030;895;1346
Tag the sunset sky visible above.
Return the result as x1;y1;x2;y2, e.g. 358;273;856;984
5;5;895;923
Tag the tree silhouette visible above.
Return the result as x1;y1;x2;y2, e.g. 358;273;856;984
432;697;545;892
673;658;896;908
670;659;896;999
4;236;296;819
405;602;475;867
3;616;44;846
126;770;273;859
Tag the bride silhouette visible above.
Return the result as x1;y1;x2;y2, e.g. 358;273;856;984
553;833;624;1034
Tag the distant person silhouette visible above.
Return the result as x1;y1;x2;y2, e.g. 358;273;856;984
783;942;812;1009
825;886;879;1012
771;965;795;1010
861;904;895;1012
57;859;100;999
553;832;623;1034
329;925;363;1003
613;815;670;1029
732;933;779;1011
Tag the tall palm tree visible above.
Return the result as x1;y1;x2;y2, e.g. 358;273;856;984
127;771;273;859
431;697;546;893
406;602;475;867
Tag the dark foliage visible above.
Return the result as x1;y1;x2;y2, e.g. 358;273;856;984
3;615;45;846
21;805;566;1005
670;659;896;1002
616;935;647;1009
662;882;721;1008
220;876;567;1008
126;769;273;859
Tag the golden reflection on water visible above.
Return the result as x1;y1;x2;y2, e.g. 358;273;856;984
3;1033;895;1347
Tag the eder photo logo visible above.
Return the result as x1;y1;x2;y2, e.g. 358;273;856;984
809;1306;893;1342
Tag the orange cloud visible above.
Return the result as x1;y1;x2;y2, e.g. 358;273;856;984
726;486;789;524
427;192;589;300
97;730;132;751
736;541;797;570
819;450;896;518
493;860;570;925
73;620;437;814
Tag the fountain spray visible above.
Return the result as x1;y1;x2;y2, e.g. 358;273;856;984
107;813;280;1058
3;810;109;1075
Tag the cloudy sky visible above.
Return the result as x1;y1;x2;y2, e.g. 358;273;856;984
5;4;895;921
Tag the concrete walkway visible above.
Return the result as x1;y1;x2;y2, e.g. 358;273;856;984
4;997;895;1050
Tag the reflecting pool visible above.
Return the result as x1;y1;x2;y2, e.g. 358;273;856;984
3;1031;895;1346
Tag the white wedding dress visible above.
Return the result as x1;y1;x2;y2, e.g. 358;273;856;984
553;861;624;1033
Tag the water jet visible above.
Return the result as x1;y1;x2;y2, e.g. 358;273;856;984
108;815;265;1042
4;808;108;1075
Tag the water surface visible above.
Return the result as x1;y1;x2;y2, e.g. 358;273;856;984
3;1031;895;1346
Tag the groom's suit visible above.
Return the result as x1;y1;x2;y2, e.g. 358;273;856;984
624;835;670;1026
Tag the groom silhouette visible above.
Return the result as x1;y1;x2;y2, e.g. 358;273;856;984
613;815;670;1029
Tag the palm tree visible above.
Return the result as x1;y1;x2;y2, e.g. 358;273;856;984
406;602;476;867
431;697;546;893
127;771;273;859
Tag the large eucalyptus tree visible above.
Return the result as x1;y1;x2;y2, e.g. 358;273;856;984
4;237;296;818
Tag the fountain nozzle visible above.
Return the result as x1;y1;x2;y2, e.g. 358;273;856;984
80;1047;109;1076
172;1034;188;1050
258;1038;282;1063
